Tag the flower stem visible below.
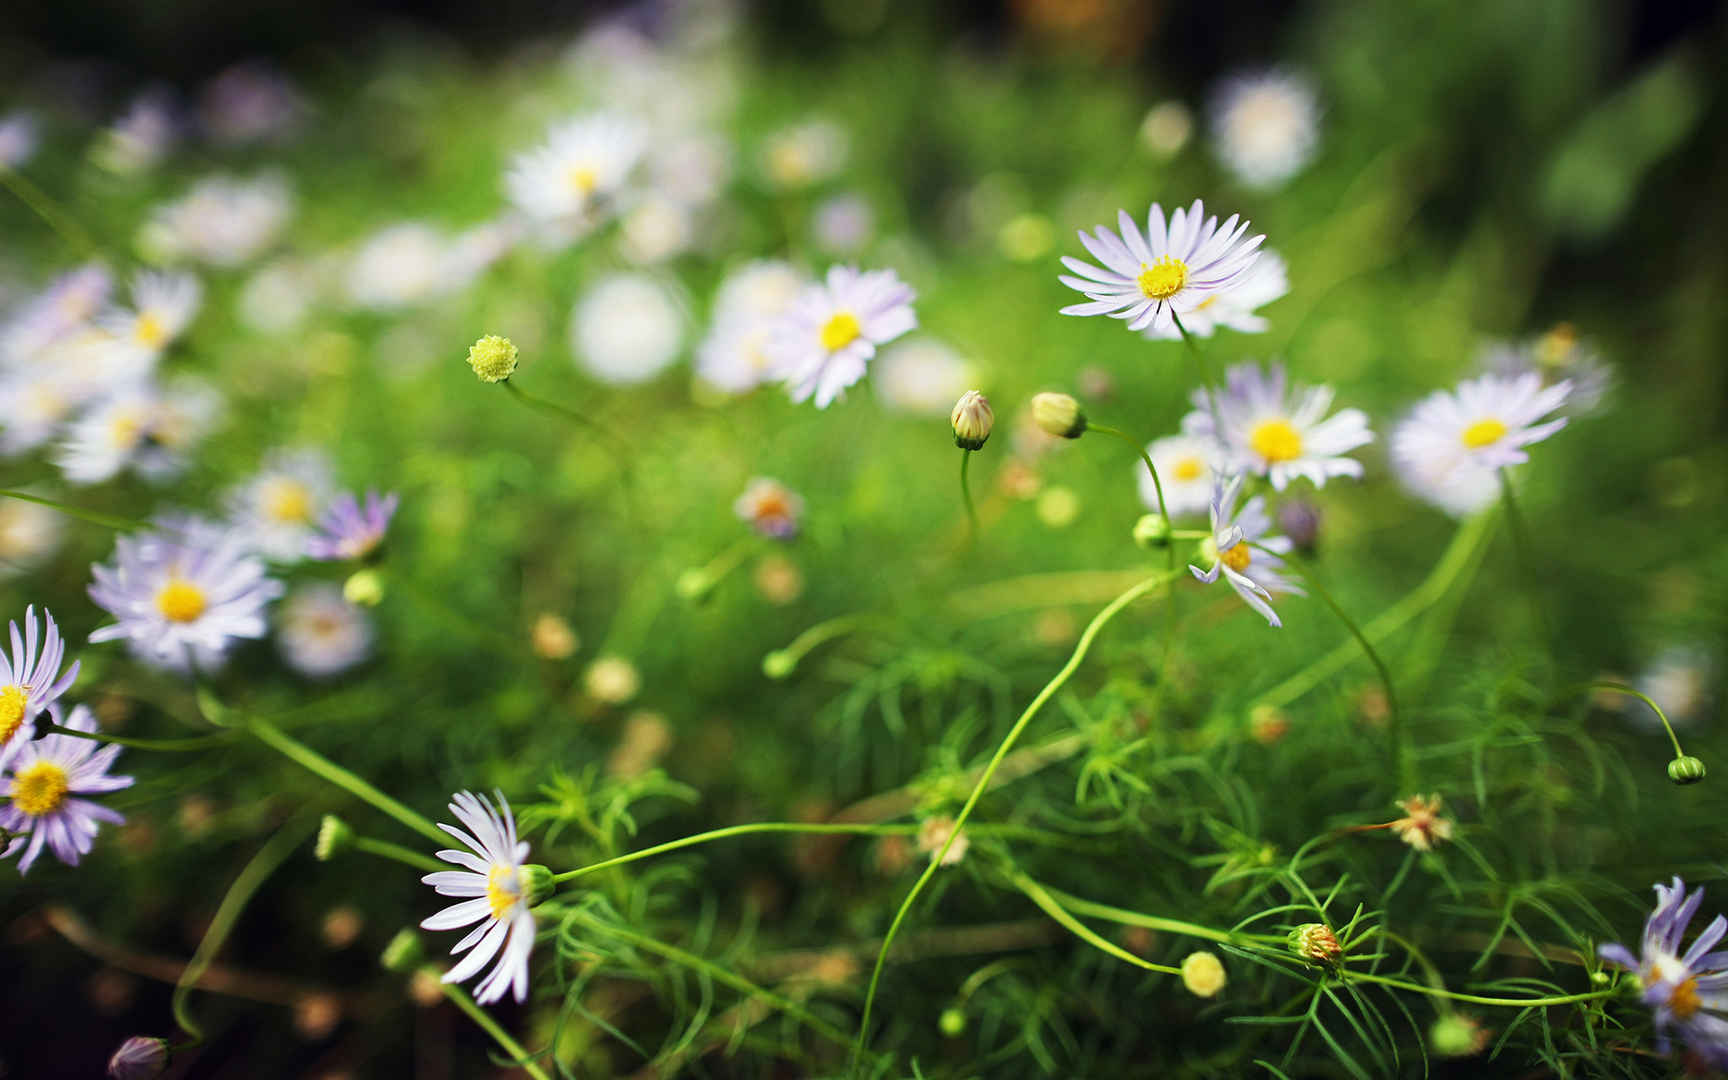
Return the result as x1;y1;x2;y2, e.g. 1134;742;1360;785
354;834;444;873
1021;879;1269;945
1497;468;1550;641
677;536;757;602
762;613;880;679
959;449;979;540
1171;310;1226;438
500;380;633;479
1344;970;1612;1009
549;822;918;884
0;488;142;532
850;568;1183;1068
247;716;445;844
433;976;553;1080
0;166;96;256
36;721;233;752
1559;681;1689;761
1005;871;1182;974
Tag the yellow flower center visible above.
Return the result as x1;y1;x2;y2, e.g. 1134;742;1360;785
0;684;28;744
1249;419;1304;463
1136;256;1188;301
819;311;862;352
12;760;70;817
1670;977;1702;1020
135;312;168;348
110;412;145;449
1173;456;1204;482
1221;542;1252;573
1461;418;1508;449
567;166;598;195
156;579;208;623
486;864;520;920
263;479;313;523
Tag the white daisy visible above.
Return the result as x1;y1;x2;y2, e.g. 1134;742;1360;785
813;193;874;254
0;606;80;772
1189;474;1301;628
505;114;645;238
570;274;684;385
1210;70;1320;189
57;378;221;487
0;365;85;457
1390;372;1570;515
344;223;455;311
1182;361;1373;490
1479;324;1612;417
141;173;293;267
420;791;537;1005
99;271;203;365
225;449;335;562
0;263;112;365
236;256;328;335
765;265;916;408
1144;249;1288;340
276;583;372;679
1058;200;1265;336
693;260;807;391
873;338;972;416
761;120;848;190
1139;434;1219;518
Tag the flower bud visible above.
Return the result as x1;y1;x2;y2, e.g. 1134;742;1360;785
1180;950;1227;998
466;333;519;383
1132;513;1171;549
343;569;385;607
1668;755;1706;785
380;928;424;973
1030;392;1086;439
521;864;556;907
951;390;994;451
762;650;797;680
1277;499;1321;553
314;814;354;861
938;1006;967;1036
1287;923;1343;966
1429;1013;1489;1058
107;1036;169;1080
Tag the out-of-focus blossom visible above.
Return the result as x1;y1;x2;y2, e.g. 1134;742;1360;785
0;111;39;169
734;477;804;539
1391;373;1570;516
1139;101;1193;157
1210;70;1320;188
93;91;178;175
237;256;329;334
874;338;972;416
1183;361;1372;490
141;174;293;267
277;583;373;678
307;491;399;562
1479;324;1613;417
57;378;221;487
570;273;684;385
766;265;916;408
762;120;848;190
0;263;111;364
0;497;64;580
1389;793;1455;851
813;193;875;254
506;114;645;241
345;222;495;311
199;63;305;144
99;271;203;370
226;449;335;562
696;260;808;394
618;196;696;265
1139;433;1219;518
1633;647;1716;731
1;704;133;873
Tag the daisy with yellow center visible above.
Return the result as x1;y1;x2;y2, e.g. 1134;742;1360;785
226;450;335;562
765;264;917;409
1;704;133;873
504;113;645;240
1390;372;1572;516
1188;474;1301;629
1140;434;1220;518
0;606;80;772
1183;361;1373;490
101;270;202;358
1599;877;1728;1066
421;790;541;1004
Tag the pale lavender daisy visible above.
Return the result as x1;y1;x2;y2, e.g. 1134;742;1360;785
421;790;537;1004
1059;199;1265;336
1479;323;1612;417
0;606;80;772
225;448;335;562
1189;474;1301;628
1;263;113;364
1599;877;1728;1068
307;491;399;562
1;704;133;873
1390;372;1570;515
106;1035;170;1079
88;527;282;673
57;377;222;487
1144;249;1288;340
765;265;916;408
695;260;808;394
100;270;203;362
1182;361;1372;490
1139;433;1219;518
277;583;373;679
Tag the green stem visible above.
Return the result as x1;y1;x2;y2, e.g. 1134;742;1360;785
678;536;758;602
0;488;141;532
1170;310;1226;438
1559;681;1688;761
37;721;233;752
355;835;445;873
435;976;553;1080
1345;971;1612;1009
1088;422;1181;665
851;568;1183;1067
959;449;979;540
0;167;96;256
762;613;879;680
1025;880;1258;946
1497;469;1549;641
1005;871;1182;974
247;716;445;844
550;822;918;884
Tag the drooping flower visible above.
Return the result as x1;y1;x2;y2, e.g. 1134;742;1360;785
1390;372;1570;516
1210;70;1320;189
0;607;80;772
765;265;916;409
734;478;805;540
1599;877;1728;1068
1059;200;1265;336
1;704;133;873
696;260;809;394
1144;250;1288;341
1389;793;1455;851
570;274;684;385
88;527;282;673
1183;361;1373;490
420;791;538;1004
225;449;335;562
1188;474;1300;628
1139;433;1221;518
505;114;645;237
307;491;399;562
277;583;373;679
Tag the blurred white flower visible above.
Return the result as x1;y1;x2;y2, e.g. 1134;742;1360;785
1144;250;1288;341
646;132;732;208
277;583;373;678
345;223;488;311
570;274;684;385
1391;373;1570;515
0;263;111;365
93;90;178;175
762;120;848;190
57;378;221;486
237;257;329;334
99;271;203;370
813;193;875;254
505;114;645;242
226;449;335;562
0;111;39;170
873;338;971;416
1633;647;1716;731
766;265;916;408
1211;70;1320;189
199;63;304;144
1139;101;1193;157
1139;433;1219;518
695;260;809;394
1479;324;1613;417
0;496;63;579
618;196;696;265
142;174;293;267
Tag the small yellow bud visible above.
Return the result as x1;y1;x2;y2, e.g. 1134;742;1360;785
1180;950;1227;998
584;655;641;705
343;569;385;607
1030;392;1085;439
951;390;994;451
938;1007;967;1036
1132;513;1171;549
466;334;519;383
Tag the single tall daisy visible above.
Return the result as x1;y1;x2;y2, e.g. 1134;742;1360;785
765;265;916;408
1599;877;1728;1068
421;791;538;1005
1144;249;1288;341
1189;474;1301;628
0;606;80;771
1390;372;1570;515
1;705;133;873
1058;200;1265;335
505;114;645;235
1182;361;1373;490
307;491;399;562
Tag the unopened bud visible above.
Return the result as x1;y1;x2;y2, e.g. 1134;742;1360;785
938;1006;967;1036
1180;950;1227;998
343;569;385;607
675;568;716;604
1277;499;1321;553
381;928;424;973
951;390;994;451
1287;923;1343;965
521;864;556;907
1668;756;1706;785
314;814;354;861
466;334;519;383
107;1036;169;1080
762;650;796;680
1030;392;1085;439
1132;513;1171;549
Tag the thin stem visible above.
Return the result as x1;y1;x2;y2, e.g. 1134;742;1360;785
0;488;141;532
1344;970;1612;1009
1559;681;1688;760
1087;422;1180;664
0;167;97;256
959;449;979;540
1498;469;1549;640
354;834;444;873
762;613;880;679
851;568;1183;1067
247;716;445;844
1006;871;1182;974
550;822;918;884
678;536;757;602
435;977;553;1080
37;721;233;752
1026;880;1263;946
1171;310;1226;438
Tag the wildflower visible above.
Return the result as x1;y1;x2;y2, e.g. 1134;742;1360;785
734;478;805;540
88;527;282;674
1210;70;1320;188
813;193;875;253
1;705;133;872
1389;793;1455;851
618;195;696;265
916;816;969;867
951;390;994;450
93;91;178;175
1146;250;1289;342
199;63;305;144
237;256;327;335
1390;373;1570;515
1633;646;1714;730
876;338;972;416
1668;756;1707;786
277;584;373;679
1031;392;1086;439
1189;475;1301;628
1;262;112;363
696;260;810;394
1140;434;1219;517
307;491;399;562
607;711;674;779
0;606;80;771
466;334;519;384
1598;877;1728;1068
584;655;641;705
1139;101;1193;157
0;496;64;579
101;271;203;363
57;378;222;487
1277;499;1322;553
1181;951;1227;998
1481;324;1613;417
1288;923;1343;965
505;114;645;235
767;265;916;409
570;274;684;385
226;449;335;562
106;1036;169;1079
420;791;542;1004
1058;199;1265;335
1249;704;1290;745
345;222;485;311
762;120;848;189
1183;362;1372;490
140;173;293;267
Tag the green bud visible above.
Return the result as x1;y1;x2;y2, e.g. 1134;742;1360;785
344;569;385;607
1132;513;1171;549
315;814;355;861
675;568;715;604
1668;756;1706;785
1286;923;1343;965
381;928;424;973
521;864;556;907
1030;392;1086;439
762;650;797;680
938;1006;967;1037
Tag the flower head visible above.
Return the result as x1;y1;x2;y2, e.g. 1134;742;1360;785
951;391;994;451
1181;951;1227;998
1288;923;1343;965
1188;475;1301;628
1031;392;1086;440
467;334;519;383
142;173;293;267
1210;71;1320;189
88;527;282;674
1144;250;1289;341
226;449;335;562
2;704;133;873
420;791;537;1004
734;478;805;540
1599;877;1728;1068
0;606;80;772
916;816;969;867
277;583;373;679
570;274;684;386
1140;433;1220;518
57;378;222;487
1481;324;1613;417
1183;361;1373;490
106;1036;169;1080
506;114;645;238
1058;200;1265;335
696;261;809;394
1391;373;1570;515
101;270;203;360
1389;793;1455;851
307;491;399;562
766;265;916;408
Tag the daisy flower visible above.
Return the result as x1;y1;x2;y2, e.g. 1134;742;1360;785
225;449;335;562
761;120;848;190
570;274;684;386
1210;70;1320;189
1058;199;1265;336
1188;474;1301;628
765;265;916;408
1;704;133;874
88;527;283;673
1;263;112;364
1182;361;1373;490
0;110;38;169
1599;877;1728;1068
695;260;808;394
57;378;221;487
734;478;804;539
100;270;203;362
1138;434;1219;518
1390;372;1570;515
142;173;293;267
307;491;399;562
1144;249;1288;340
1480;324;1613;417
420;791;538;1004
277;583;373;679
1388;793;1454;851
505;114;645;236
93;90;179;175
0;606;80;772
